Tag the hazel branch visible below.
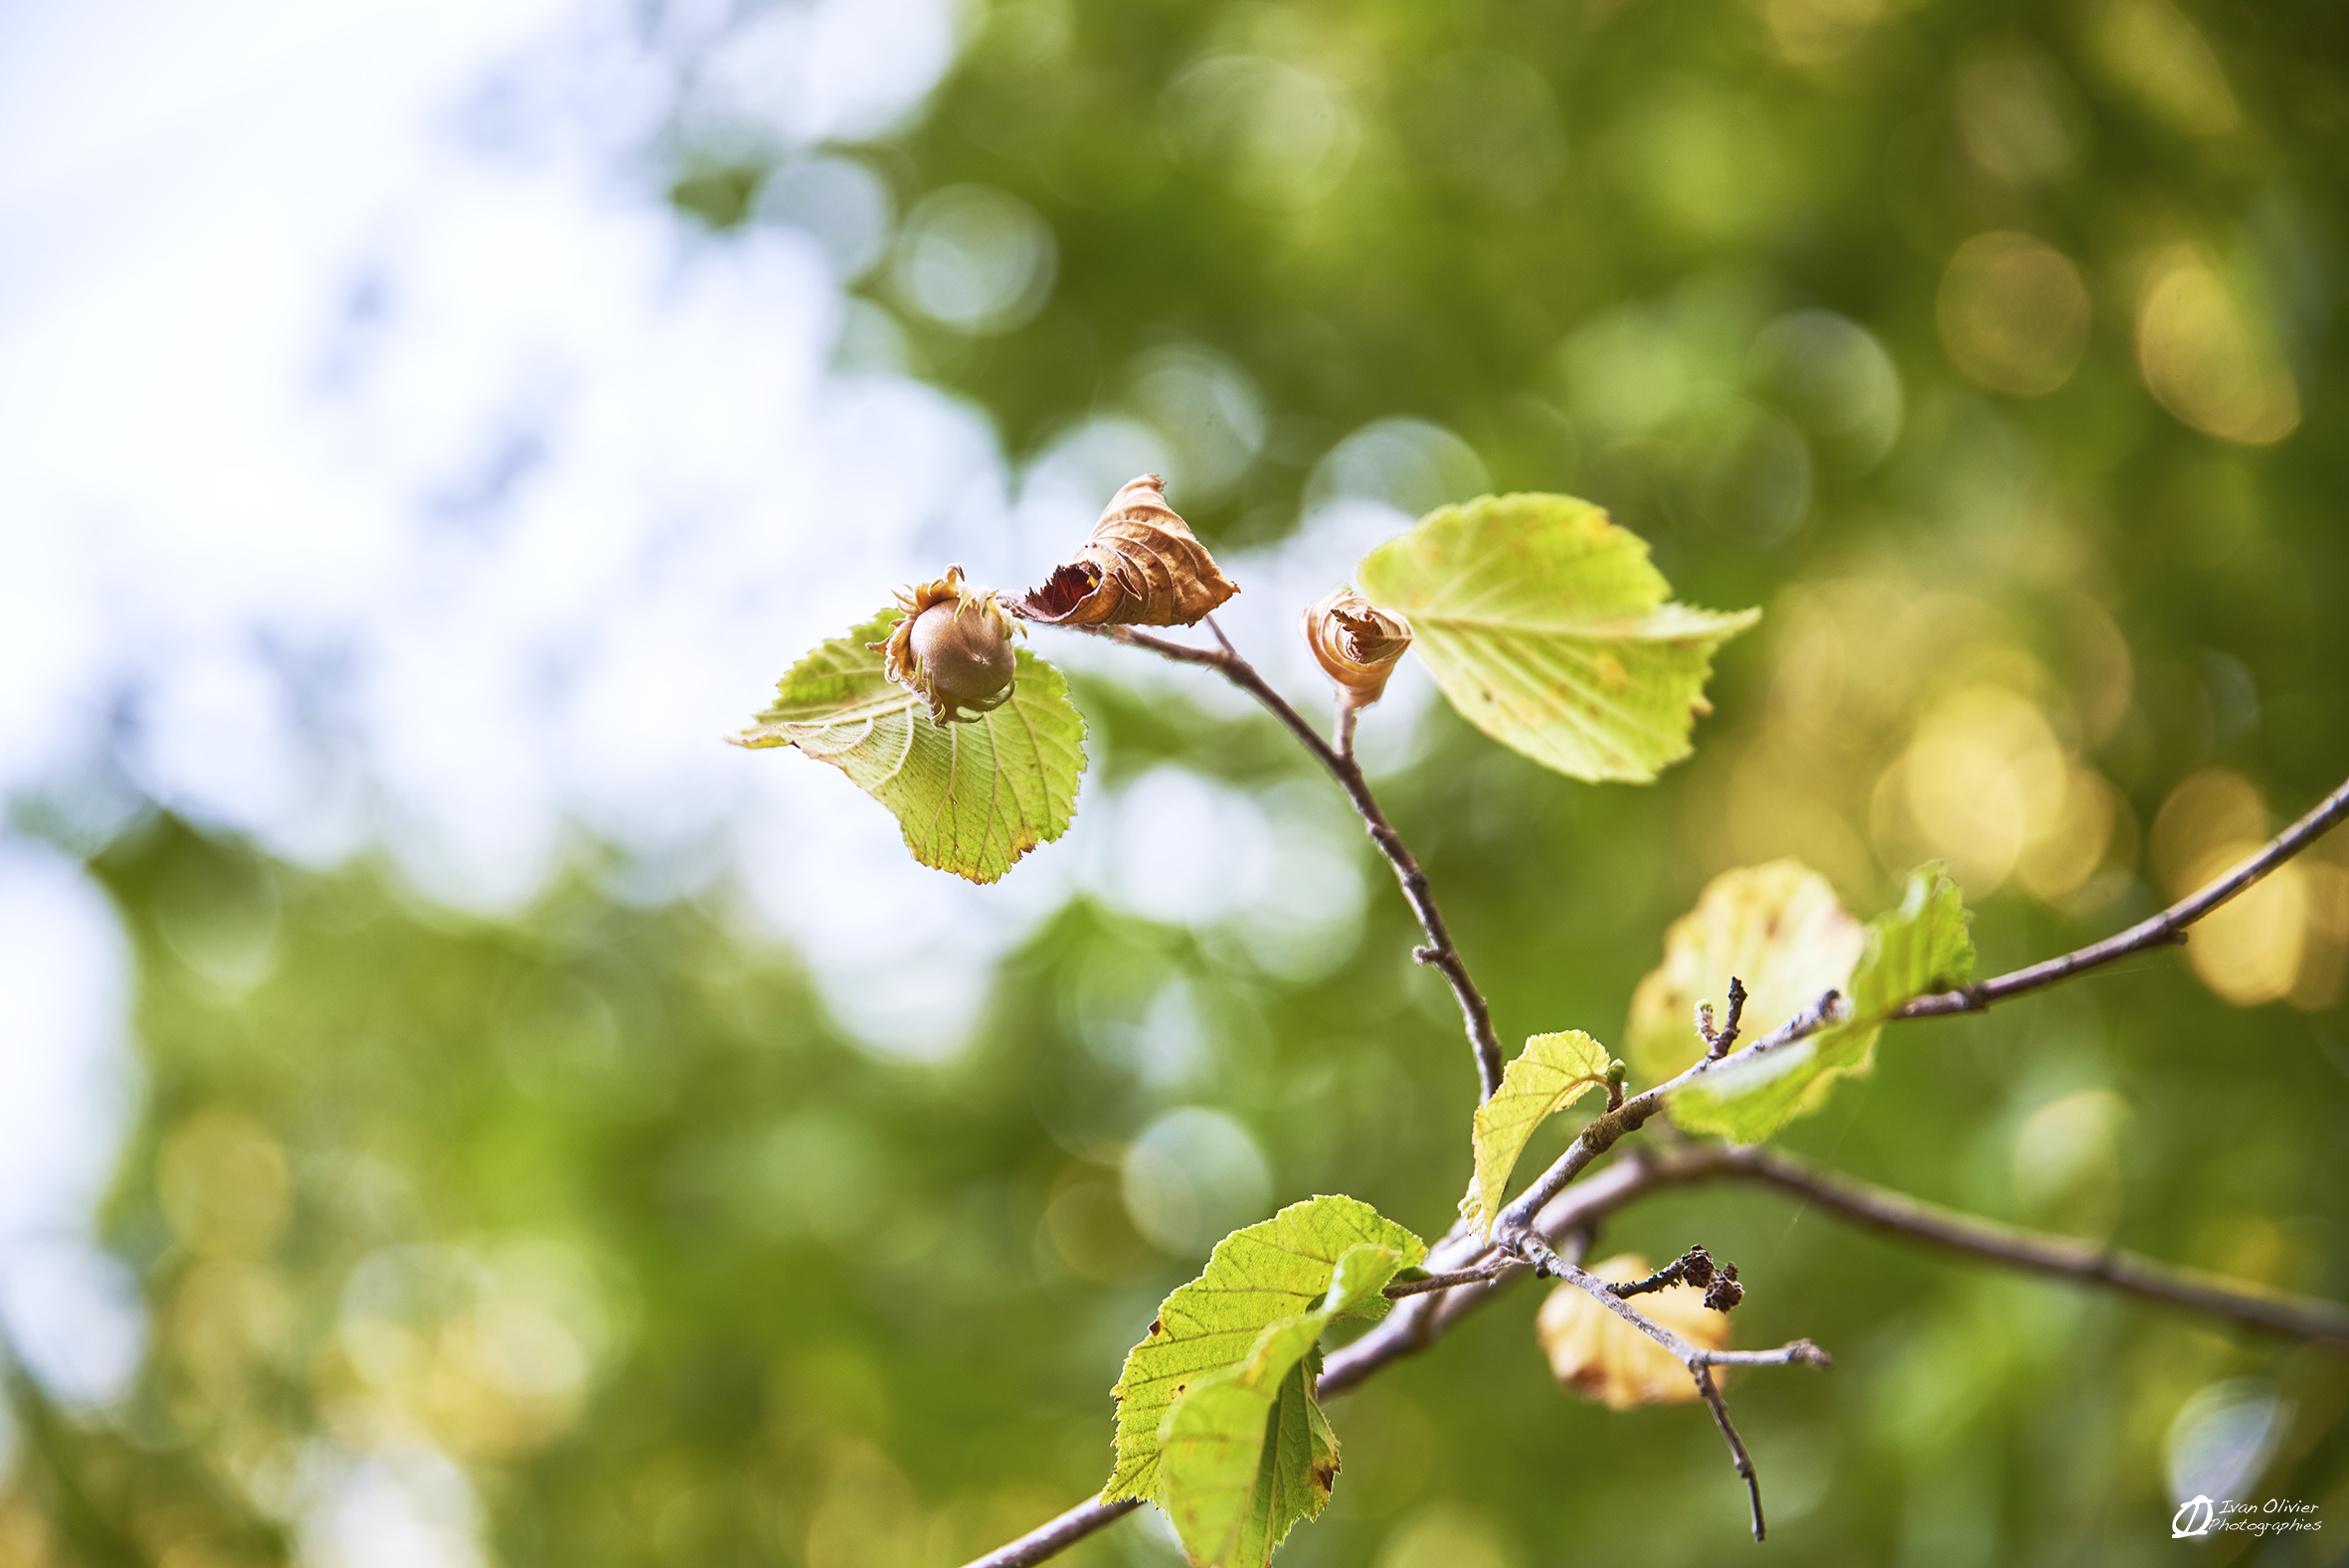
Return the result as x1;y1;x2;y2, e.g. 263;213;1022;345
1068;620;1508;1100
1704;1143;2349;1346
1516;1233;1827;1542
1695;1365;1762;1541
1495;769;2349;1246
965;1136;2349;1567
1897;771;2349;1019
960;1497;1143;1568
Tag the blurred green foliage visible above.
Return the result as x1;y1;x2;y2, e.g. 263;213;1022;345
10;0;2349;1565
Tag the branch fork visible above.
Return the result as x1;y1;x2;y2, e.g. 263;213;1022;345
1514;1234;1827;1541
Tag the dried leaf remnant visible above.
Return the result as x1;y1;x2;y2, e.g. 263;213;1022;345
1304;587;1413;708
1016;474;1239;627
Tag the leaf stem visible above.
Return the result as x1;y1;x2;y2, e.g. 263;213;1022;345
1066;620;1508;1101
1333;700;1359;761
1382;1262;1510;1299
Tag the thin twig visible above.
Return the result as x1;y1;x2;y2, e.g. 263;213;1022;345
1382;1262;1509;1299
1518;1234;1826;1543
1897;773;2349;1018
1709;976;1746;1060
1070;622;1508;1100
961;1497;1142;1568
1525;1239;1830;1373
1694;1365;1763;1540
1609;1244;1717;1299
1707;1144;2349;1345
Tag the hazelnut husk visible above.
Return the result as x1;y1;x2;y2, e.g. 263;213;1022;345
874;566;1020;724
1304;588;1413;708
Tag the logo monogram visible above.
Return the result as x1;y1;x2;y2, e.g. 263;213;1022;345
2173;1495;2218;1539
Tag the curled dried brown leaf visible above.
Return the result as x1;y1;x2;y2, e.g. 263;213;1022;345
873;565;1021;724
1535;1253;1731;1410
1304;588;1413;707
1015;474;1239;626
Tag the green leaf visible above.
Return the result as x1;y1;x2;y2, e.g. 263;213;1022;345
1105;1198;1425;1508
1846;862;1976;1018
731;610;1085;884
1462;1030;1611;1239
1670;865;1975;1143
1355;494;1759;783
1155;1242;1404;1568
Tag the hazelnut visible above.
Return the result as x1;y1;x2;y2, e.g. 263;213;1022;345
875;566;1020;724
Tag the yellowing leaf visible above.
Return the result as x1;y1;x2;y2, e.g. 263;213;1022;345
1154;1243;1403;1568
1536;1254;1730;1410
1355;494;1759;783
731;611;1086;885
1670;865;1975;1143
1625;861;1866;1084
1462;1030;1611;1238
1105;1198;1425;1507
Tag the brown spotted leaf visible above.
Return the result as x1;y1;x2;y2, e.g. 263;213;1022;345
1018;474;1240;626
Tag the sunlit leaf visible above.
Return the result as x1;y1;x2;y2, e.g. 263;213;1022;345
1670;865;1975;1142
1625;860;1867;1084
1105;1197;1425;1507
1155;1243;1403;1568
1536;1253;1730;1410
1845;863;1976;1018
1355;494;1759;783
731;610;1086;885
1462;1030;1611;1239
